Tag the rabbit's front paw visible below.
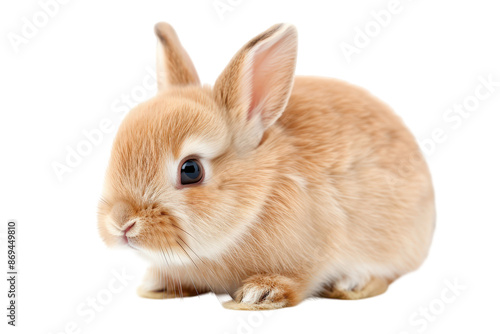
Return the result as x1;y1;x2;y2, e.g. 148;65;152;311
224;274;302;310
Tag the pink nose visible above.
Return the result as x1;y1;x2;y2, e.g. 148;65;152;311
123;222;135;236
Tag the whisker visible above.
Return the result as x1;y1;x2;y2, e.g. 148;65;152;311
171;224;198;241
161;246;180;298
159;245;176;298
174;240;228;303
176;238;232;298
165;238;184;298
173;247;201;298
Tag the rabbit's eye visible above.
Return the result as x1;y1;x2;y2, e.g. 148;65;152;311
180;159;204;185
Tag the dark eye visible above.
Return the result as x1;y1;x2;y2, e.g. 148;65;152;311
180;159;204;185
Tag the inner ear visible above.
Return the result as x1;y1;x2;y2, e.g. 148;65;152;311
246;33;297;126
154;22;200;91
213;24;298;151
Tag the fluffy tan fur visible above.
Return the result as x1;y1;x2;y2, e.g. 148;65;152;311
97;23;435;310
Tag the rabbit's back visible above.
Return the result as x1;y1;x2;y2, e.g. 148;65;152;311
277;76;435;277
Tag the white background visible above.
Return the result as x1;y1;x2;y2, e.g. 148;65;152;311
1;0;499;333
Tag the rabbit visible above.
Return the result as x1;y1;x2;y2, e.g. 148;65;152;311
97;22;435;310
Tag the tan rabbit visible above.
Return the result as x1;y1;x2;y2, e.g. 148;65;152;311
97;22;435;310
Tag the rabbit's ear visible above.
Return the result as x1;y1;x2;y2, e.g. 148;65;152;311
154;22;200;91
214;24;298;151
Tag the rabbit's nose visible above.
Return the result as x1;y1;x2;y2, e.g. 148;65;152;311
122;221;137;244
123;222;136;236
111;201;134;227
